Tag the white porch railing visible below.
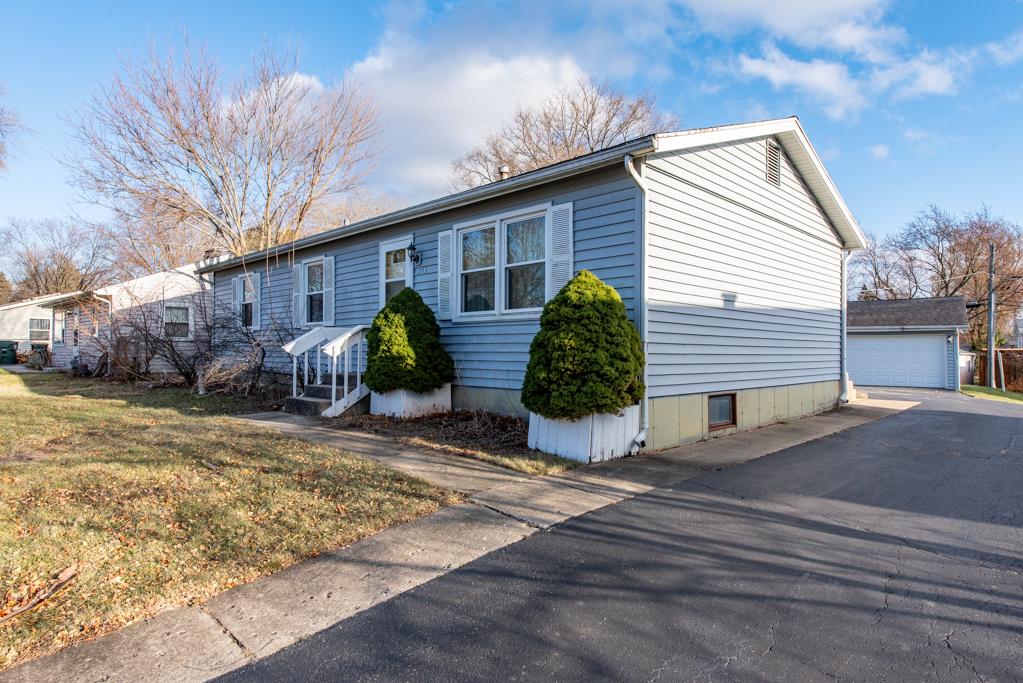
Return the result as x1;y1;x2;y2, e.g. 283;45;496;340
282;324;370;417
321;325;370;417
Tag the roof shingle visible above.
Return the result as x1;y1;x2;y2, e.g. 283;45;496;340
847;296;968;329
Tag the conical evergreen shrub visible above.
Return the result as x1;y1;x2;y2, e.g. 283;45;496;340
365;288;455;394
521;270;644;420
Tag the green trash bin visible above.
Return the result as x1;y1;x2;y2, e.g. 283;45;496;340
0;341;16;365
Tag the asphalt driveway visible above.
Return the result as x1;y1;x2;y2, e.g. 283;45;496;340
221;390;1023;682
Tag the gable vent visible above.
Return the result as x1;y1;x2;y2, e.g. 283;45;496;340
766;140;781;186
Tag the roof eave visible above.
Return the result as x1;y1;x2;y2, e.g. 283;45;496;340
197;136;658;274
849;324;969;332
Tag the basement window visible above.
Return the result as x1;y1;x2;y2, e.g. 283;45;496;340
766;140;781;186
709;393;736;430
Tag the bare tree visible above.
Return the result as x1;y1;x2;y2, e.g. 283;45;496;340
451;79;679;189
0;273;12;305
68;43;381;259
0;85;26;171
850;205;1023;347
303;188;403;232
4;218;109;299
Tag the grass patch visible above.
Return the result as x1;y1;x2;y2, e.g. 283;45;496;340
330;410;578;476
0;370;459;670
961;384;1023;404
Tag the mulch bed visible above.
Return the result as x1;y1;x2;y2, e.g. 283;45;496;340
330;410;531;457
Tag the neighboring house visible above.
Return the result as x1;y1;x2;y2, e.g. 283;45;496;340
42;265;210;374
847;296;968;390
198;116;866;451
0;292;72;352
1010;315;1023;348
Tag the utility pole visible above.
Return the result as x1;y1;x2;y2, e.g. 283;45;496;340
987;242;996;388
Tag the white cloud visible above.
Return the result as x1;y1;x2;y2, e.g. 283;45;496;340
350;34;586;202
986;30;1023;65
868;144;889;159
872;51;959;98
738;45;865;119
675;0;902;61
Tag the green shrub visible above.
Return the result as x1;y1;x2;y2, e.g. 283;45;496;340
521;270;644;420
365;288;455;394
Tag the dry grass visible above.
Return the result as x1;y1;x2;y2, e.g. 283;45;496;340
0;370;459;670
330;410;578;476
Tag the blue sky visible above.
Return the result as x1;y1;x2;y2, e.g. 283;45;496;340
1;0;1022;239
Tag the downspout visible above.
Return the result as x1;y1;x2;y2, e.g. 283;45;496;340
624;154;649;452
839;250;850;403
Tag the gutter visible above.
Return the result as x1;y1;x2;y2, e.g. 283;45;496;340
839;250;850;403
624;154;649;452
197;137;659;274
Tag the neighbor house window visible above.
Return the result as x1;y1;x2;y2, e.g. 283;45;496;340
52;310;65;345
306;261;324;324
164;305;190;339
28;318;50;343
456;208;547;316
709;393;736;430
380;236;413;305
241;277;256;328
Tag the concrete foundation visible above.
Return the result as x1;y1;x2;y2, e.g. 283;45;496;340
647;380;841;451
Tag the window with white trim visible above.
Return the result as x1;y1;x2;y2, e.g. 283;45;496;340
164;305;191;339
52;310;65;345
456;209;547;317
380;236;412;305
28;318;50;342
306;261;324;324
241;276;256;328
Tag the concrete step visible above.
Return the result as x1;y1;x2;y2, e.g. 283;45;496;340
304;380;363;400
283;396;331;416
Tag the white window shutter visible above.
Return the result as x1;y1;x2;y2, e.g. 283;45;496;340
292;264;304;327
251;272;262;331
322;256;335;326
232;276;243;316
547;202;574;299
437;230;453;320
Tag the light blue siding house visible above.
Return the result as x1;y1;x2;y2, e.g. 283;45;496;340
198;117;866;451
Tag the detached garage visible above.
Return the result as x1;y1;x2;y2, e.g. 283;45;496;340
848;297;968;390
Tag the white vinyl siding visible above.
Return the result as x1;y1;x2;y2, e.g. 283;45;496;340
645;137;843;397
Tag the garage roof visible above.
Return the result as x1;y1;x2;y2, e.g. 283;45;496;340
848;297;969;330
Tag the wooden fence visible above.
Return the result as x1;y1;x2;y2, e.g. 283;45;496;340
977;349;1023;392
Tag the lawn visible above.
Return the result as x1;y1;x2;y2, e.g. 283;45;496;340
0;370;459;670
961;384;1023;404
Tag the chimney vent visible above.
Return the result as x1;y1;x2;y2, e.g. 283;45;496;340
498;165;511;180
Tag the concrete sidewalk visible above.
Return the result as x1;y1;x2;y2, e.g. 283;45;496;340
1;398;914;683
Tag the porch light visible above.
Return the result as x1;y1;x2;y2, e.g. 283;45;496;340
407;242;422;265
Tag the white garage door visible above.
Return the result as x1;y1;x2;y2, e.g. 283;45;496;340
848;333;949;389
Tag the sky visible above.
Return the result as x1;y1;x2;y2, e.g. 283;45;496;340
1;0;1023;241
